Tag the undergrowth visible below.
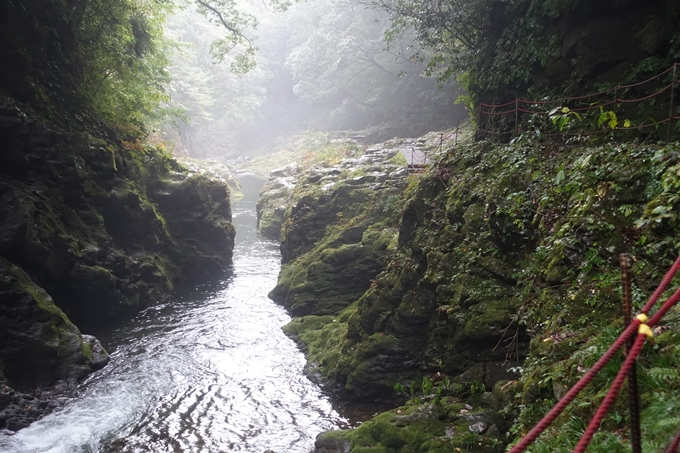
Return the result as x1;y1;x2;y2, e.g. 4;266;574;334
421;136;680;452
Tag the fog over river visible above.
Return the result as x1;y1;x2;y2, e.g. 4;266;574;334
0;192;347;452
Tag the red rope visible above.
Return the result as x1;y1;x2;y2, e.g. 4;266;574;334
624;118;672;130
558;89;615;101
481;100;516;108
518;98;570;105
507;320;641;453
478;63;677;118
617;64;676;89
648;284;680;327
517;108;547;114
616;83;673;104
640;256;680;314
517;88;615;105
664;426;680;453
510;256;680;453
481;108;517;115
569;101;616;112
573;334;648;453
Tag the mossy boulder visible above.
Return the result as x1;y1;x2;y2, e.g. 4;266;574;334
0;257;109;429
314;398;506;453
256;164;301;239
270;145;408;317
0;96;235;330
0;257;106;388
0;94;235;428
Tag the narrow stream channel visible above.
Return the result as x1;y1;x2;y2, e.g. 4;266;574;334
0;192;347;452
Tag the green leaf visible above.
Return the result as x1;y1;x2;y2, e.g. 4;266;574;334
558;116;568;131
651;205;669;215
597;112;608;127
608;111;618;129
556;169;565;185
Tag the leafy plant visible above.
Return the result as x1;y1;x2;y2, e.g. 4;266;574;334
597;109;632;130
550;107;582;132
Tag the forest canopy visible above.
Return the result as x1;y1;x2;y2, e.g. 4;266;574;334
2;0;679;142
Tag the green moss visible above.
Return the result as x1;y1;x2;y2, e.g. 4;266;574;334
81;341;94;365
0;257;93;386
272;132;680;452
284;312;352;380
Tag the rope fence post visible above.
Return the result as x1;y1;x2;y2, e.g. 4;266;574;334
475;64;680;142
621;253;642;453
668;63;677;143
507;256;680;453
614;86;618;115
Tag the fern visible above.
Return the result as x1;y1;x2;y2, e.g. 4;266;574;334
647;367;680;381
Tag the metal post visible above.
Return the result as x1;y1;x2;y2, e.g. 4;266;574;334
515;99;519;134
668;63;677;143
620;253;642;453
614;86;618;115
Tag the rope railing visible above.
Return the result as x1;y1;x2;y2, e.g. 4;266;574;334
508;256;680;453
478;63;680;141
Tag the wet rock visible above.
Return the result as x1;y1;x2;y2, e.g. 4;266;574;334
82;334;109;370
469;421;488;434
314;430;351;453
256;164;301;239
0;381;57;431
0;94;235;428
0;257;110;429
270;147;407;319
0;257;102;388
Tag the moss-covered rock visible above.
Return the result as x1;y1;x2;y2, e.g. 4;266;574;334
0;94;235;428
0;257;104;387
269;144;408;317
314;397;506;453
256;163;301;239
0;257;109;429
268;127;680;451
0;95;235;330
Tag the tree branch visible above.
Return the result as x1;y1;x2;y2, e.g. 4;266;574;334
195;0;252;45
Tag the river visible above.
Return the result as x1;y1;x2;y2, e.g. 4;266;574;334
0;194;347;453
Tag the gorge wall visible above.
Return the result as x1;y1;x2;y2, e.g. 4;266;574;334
260;135;680;453
0;96;236;430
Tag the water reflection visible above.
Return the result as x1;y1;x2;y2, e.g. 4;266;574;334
0;200;346;452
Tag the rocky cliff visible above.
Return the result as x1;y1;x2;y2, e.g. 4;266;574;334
266;143;409;319
0;96;235;430
264;132;680;452
256;163;302;239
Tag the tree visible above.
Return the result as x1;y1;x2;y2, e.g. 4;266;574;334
193;0;293;73
0;0;173;133
283;0;465;138
162;5;269;156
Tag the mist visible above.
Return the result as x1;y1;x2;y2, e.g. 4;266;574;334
161;0;467;160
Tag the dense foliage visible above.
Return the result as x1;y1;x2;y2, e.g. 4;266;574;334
375;0;680;106
0;0;172;134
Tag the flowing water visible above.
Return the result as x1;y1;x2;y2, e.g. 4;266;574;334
0;195;347;453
